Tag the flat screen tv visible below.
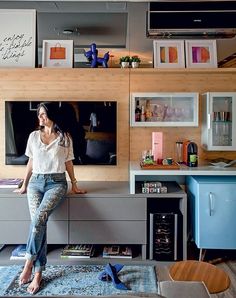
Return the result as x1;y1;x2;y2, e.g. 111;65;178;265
5;101;117;165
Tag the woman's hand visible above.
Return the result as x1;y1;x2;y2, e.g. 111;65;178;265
15;159;32;194
65;160;86;194
14;184;27;194
71;183;87;194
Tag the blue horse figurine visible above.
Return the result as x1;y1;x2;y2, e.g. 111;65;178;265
85;43;109;68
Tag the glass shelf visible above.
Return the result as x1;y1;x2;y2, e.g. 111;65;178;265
130;92;199;127
201;92;236;150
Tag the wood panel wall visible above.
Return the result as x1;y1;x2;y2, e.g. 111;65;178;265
0;68;130;181
0;68;236;182
130;68;236;163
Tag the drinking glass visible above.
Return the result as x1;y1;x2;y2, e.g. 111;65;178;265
175;141;183;163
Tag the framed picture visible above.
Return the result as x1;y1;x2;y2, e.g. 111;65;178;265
0;9;36;67
185;40;217;68
153;40;185;68
29;101;41;111
42;40;73;68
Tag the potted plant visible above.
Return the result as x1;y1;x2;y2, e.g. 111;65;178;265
131;56;141;68
119;56;131;68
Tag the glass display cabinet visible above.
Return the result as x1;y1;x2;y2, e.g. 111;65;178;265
201;92;236;151
130;92;199;127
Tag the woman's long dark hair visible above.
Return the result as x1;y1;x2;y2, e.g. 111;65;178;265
37;102;70;147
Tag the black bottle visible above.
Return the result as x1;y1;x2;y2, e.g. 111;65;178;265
135;100;141;122
187;142;198;167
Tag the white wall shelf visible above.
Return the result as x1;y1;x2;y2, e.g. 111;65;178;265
130;92;199;127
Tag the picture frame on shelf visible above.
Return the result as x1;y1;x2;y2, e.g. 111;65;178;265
42;40;73;68
0;9;36;68
153;40;185;68
185;40;217;68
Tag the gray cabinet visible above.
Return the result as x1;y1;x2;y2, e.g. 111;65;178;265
0;181;185;261
69;196;146;244
0;193;68;244
69;197;145;220
70;221;146;244
0;221;29;243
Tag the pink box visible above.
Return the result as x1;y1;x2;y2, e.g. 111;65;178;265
152;132;163;162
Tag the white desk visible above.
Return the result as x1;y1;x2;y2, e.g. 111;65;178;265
129;161;236;194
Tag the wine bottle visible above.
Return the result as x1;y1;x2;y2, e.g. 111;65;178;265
135;100;141;122
141;104;146;122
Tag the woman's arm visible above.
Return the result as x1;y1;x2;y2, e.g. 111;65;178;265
18;158;33;194
65;160;86;194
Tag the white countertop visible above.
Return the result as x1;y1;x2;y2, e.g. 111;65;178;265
129;161;236;193
130;161;236;176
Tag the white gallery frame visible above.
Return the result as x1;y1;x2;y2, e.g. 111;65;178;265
153;40;185;68
185;40;218;68
0;9;36;68
42;40;74;68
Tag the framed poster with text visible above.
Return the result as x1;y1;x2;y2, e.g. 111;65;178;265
0;9;36;68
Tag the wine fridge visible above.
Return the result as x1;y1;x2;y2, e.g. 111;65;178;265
149;212;182;261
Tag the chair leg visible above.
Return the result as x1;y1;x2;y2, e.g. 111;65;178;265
199;248;206;261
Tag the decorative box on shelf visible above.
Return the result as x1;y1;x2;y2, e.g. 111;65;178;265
130;92;199;127
141;181;168;194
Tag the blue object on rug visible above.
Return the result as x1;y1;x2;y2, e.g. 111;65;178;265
1;264;158;296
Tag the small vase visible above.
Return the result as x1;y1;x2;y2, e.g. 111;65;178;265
121;62;130;68
131;62;140;68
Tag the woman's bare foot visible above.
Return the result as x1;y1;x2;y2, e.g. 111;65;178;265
19;260;33;285
27;272;42;294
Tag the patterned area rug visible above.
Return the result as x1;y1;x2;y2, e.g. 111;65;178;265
0;264;158;296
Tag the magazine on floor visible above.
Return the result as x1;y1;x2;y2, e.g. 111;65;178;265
102;245;132;259
61;244;94;258
10;244;26;260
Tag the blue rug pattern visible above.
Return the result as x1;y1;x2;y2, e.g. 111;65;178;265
0;265;21;296
1;264;158;296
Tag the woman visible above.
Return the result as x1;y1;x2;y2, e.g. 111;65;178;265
18;102;86;294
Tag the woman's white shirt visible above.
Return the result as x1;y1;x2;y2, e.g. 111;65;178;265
25;130;74;174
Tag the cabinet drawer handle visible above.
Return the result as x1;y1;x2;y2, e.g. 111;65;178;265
207;113;211;129
209;192;214;216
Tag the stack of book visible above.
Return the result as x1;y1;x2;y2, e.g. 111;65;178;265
10;244;27;260
61;244;94;259
102;245;132;259
0;178;23;189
